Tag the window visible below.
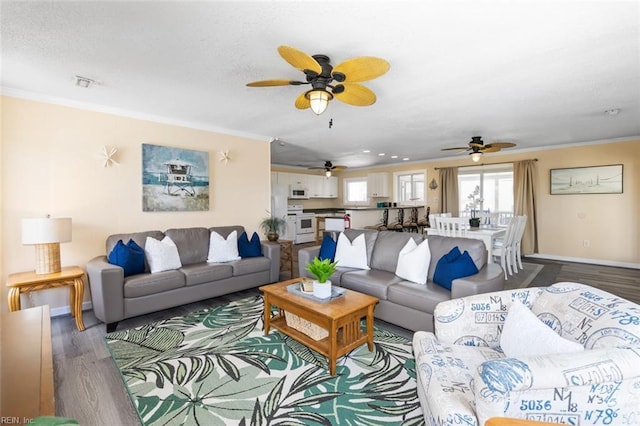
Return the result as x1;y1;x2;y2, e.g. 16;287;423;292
458;164;513;222
343;177;368;205
394;170;425;205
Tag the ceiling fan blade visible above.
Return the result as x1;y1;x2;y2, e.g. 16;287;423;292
278;46;322;74
486;142;516;149
332;57;390;83
332;165;346;171
246;79;304;87
334;84;376;106
480;146;501;153
441;147;470;151
469;143;485;149
294;92;310;110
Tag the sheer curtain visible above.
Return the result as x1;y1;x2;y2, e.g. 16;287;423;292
514;160;538;254
438;167;458;215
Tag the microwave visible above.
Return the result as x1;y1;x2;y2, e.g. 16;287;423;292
289;186;309;199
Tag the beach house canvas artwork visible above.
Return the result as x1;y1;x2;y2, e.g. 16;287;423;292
550;164;623;195
142;143;210;211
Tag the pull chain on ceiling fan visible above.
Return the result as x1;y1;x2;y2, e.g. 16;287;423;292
441;136;516;162
247;46;390;115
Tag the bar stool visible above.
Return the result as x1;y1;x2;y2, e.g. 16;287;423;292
365;208;389;231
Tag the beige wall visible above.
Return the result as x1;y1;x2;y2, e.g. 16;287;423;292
1;96;271;314
277;140;639;267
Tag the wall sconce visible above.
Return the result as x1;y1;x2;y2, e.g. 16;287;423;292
22;216;72;274
429;178;438;191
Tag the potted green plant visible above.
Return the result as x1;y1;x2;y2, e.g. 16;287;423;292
465;185;483;228
260;212;286;241
305;257;338;299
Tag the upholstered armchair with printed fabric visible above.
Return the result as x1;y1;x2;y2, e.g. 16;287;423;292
412;282;640;425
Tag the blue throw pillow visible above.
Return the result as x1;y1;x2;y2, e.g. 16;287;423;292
318;234;337;262
238;231;263;258
433;247;479;290
108;239;145;277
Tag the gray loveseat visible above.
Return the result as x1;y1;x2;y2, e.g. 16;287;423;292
87;226;280;332
298;229;504;331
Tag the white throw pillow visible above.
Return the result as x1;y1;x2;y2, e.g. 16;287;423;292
334;233;370;270
144;236;182;273
207;230;240;263
501;301;584;358
395;238;431;284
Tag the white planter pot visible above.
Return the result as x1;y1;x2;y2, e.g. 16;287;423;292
312;280;332;299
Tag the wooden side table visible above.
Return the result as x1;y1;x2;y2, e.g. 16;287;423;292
278;239;294;278
7;265;86;331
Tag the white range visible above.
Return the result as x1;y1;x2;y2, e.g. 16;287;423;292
286;205;316;244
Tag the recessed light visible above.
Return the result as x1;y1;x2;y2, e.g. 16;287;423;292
363;150;370;153
75;75;94;88
604;108;620;116
391;155;398;159
378;153;385;156
403;158;409;161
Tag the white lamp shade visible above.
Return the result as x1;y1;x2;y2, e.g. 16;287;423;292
22;217;72;245
471;152;482;162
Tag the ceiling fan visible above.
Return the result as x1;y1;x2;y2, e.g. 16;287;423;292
246;46;390;115
308;161;346;177
441;136;516;162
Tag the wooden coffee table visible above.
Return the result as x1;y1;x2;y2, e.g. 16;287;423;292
259;278;379;375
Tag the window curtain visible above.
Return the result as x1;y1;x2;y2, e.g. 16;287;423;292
438;167;458;214
514;160;538;254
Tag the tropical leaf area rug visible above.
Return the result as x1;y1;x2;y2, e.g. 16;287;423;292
106;295;425;426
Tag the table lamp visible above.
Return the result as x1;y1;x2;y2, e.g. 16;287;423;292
22;216;72;274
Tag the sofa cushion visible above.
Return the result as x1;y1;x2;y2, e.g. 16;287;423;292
318;234;337;261
231;256;271;276
340;269;401;300
387;281;450;314
123;270;185;298
501;300;584;357
207;230;241;263
108;239;145;277
370;231;425;273
144;236;182;273
165;227;210;266
395;238;431;284
210;225;245;239
413;331;504;425
342;228;379;265
433;248;478;290
335;233;369;269
238;231;263;258
180;263;234;286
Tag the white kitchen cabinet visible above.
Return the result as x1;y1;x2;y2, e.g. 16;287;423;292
367;172;390;197
308;175;338;198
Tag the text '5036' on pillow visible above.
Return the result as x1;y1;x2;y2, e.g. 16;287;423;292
395;238;431;284
108;239;145;277
501;300;584;358
144;236;182;273
238;231;263;258
207;230;240;263
334;233;369;270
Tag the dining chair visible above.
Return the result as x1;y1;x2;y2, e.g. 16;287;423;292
417;206;430;233
492;216;519;279
511;215;527;271
435;217;468;237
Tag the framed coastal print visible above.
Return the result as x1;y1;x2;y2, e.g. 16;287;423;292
142;143;210;211
550;164;623;195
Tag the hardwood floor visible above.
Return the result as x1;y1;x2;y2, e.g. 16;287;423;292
48;256;638;424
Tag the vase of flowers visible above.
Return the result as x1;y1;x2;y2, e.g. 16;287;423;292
260;212;286;241
306;257;338;299
465;185;483;228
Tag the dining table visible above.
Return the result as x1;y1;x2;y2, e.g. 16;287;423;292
425;226;506;264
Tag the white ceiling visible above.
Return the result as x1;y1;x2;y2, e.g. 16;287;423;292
1;1;639;170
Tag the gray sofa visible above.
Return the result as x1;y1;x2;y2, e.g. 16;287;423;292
87;226;280;332
298;229;504;332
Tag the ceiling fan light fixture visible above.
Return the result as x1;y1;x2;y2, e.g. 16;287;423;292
325;170;332;177
471;152;482;162
306;89;333;115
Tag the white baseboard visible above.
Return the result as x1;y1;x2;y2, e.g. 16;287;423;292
527;253;640;270
50;301;93;318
